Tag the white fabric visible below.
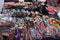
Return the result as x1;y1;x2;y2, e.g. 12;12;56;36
37;0;46;2
19;0;24;2
41;3;45;5
0;0;4;12
57;11;60;18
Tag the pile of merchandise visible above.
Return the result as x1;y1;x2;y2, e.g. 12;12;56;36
0;4;60;40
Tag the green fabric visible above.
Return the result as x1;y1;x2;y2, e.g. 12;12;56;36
58;0;60;3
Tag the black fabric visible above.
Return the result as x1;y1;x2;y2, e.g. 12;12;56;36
32;5;49;15
38;5;49;15
29;5;49;15
46;37;60;40
3;36;8;40
24;0;32;2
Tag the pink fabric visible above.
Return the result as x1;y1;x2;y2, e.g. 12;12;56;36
4;2;15;5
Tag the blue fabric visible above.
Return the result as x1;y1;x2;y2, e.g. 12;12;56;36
15;28;19;40
50;0;57;6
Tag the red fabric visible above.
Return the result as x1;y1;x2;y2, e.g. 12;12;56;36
48;8;55;12
56;0;58;3
46;7;56;12
46;0;49;3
